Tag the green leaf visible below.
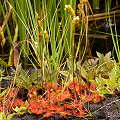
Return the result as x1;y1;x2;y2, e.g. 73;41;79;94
74;62;87;78
67;58;73;71
99;90;110;96
106;62;111;70
12;106;26;115
105;51;111;61
108;80;116;87
47;70;57;80
15;63;22;74
30;69;41;80
87;70;94;80
100;67;108;73
3;76;14;80
0;89;7;97
81;66;87;78
0;69;5;77
118;78;120;89
99;54;104;66
98;86;106;91
6;113;15;120
110;69;116;82
20;69;29;80
16;76;31;89
0;58;8;67
0;111;6;120
59;71;74;83
118;78;120;84
59;71;70;78
96;74;103;84
96;51;102;58
25;100;29;107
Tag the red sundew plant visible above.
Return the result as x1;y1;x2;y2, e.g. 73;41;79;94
0;90;26;115
5;98;26;114
12;99;25;108
0;79;105;120
90;83;96;91
0;104;3;112
7;88;16;99
89;91;104;103
0;80;104;118
26;81;104;118
42;82;58;90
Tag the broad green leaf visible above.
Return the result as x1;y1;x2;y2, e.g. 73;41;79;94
16;76;31;89
96;51;102;58
16;76;24;83
115;63;120;76
118;78;120;89
106;51;111;57
69;74;73;81
108;80;116;87
75;61;82;70
0;69;5;82
30;69;41;80
98;86;106;91
0;77;2;82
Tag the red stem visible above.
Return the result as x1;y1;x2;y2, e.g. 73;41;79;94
72;33;77;101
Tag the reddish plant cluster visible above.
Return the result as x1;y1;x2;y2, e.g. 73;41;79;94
0;88;25;113
26;82;104;118
27;87;87;118
0;81;104;118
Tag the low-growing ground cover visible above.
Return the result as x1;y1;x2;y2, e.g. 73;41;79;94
1;52;120;120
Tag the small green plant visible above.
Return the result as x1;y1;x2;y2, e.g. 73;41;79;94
12;106;26;115
82;51;120;97
0;111;15;120
3;65;40;90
